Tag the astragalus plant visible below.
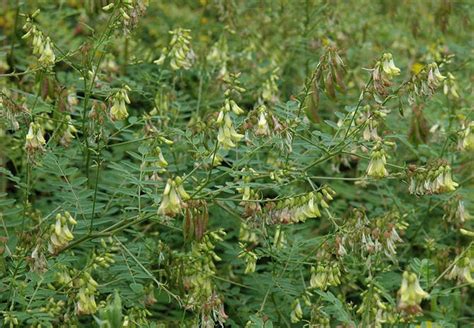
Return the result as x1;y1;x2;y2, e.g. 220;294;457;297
0;0;472;327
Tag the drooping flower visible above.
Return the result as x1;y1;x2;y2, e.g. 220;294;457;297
238;243;258;274
158;177;189;217
427;63;446;89
155;28;195;70
38;37;55;67
366;145;388;178
59;115;78;146
216;110;244;149
48;212;77;254
25;122;46;153
110;86;131;121
398;271;429;313
372;53;401;95
381;53;401;78
310;263;341;290
75;271;98;315
267;187;335;225
255;106;270;136
290;299;303;323
447;255;474;284
459;121;474;151
408;162;458;195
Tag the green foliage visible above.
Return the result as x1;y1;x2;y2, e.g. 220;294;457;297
0;0;473;327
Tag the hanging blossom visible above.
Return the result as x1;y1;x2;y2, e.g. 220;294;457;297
290;299;303;323
398;271;429;313
459;121;474;151
103;0;149;32
238;243;258;274
366;143;388;178
358;105;389;142
109;86;131;121
310;261;342;290
48;212;77;254
266;186;336;225
154;28;195;70
342;209;407;260
158;176;190;217
446;254;474;285
25;122;46;154
75;271;98;315
59;115;78;146
216;98;244;149
372;53;401;95
426;62;446;90
443;72;460;99
207;35;228;78
408;162;458;195
255;105;271;136
407;62;446;103
443;196;470;225
22;12;56;68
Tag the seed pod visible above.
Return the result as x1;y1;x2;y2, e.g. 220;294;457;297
334;67;346;92
304;79;320;123
325;71;336;99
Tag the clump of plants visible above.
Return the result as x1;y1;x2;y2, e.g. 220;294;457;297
0;0;472;327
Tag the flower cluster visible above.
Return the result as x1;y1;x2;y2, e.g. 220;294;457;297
443;72;460;99
290;299;303;323
216;98;245;149
144;146;169;181
174;230;228;326
446;251;474;284
342;209;406;259
459;121;474;151
372;53;400;95
103;0;149;32
357;105;390;141
238;242;258;274
407;62;446;103
443;196;470;226
109;86;131;121
48;211;77;254
265;186;336;225
25;122;46;154
39;298;66;317
22;13;56;67
91;239;117;269
237;169;263;219
254;105;271;136
366;143;388;178
408;162;458;195
158;176;190;217
310;261;342;290
207;36;228;78
28;245;47;273
239;221;258;244
59;115;77;146
398;271;429;313
75;271;99;315
155;28;195;70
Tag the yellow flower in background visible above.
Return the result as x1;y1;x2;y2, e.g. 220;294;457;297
411;62;424;75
